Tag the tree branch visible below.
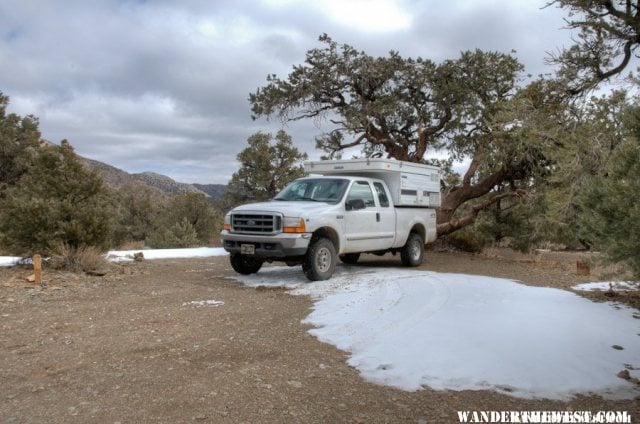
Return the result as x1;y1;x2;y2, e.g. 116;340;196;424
437;189;527;236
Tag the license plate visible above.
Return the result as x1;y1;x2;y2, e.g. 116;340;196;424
240;244;255;255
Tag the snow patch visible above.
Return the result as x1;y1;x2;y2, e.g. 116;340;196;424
232;267;640;400
106;247;227;262
0;257;23;267
2;247;228;266
183;300;225;308
573;281;639;292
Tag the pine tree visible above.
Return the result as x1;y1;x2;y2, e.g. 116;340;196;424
222;130;307;209
0;141;113;254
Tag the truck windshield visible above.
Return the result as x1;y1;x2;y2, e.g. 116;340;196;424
274;178;349;204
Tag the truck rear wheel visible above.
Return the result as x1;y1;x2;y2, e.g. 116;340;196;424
401;232;424;267
303;237;336;281
230;254;263;275
339;253;360;264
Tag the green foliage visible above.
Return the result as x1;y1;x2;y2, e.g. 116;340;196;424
578;136;640;278
111;186;165;245
111;187;223;248
222;130;307;208
0;141;113;254
162;192;222;245
147;217;199;249
528;91;633;250
131;192;223;248
0;91;41;194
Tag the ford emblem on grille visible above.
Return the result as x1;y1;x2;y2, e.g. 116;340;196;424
247;220;256;226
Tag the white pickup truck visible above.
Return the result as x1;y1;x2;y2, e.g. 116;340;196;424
220;159;440;281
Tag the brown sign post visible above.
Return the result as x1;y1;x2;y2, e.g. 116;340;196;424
33;254;42;286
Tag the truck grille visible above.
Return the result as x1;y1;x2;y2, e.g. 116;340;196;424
231;213;281;234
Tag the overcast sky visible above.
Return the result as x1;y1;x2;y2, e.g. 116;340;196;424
1;0;574;184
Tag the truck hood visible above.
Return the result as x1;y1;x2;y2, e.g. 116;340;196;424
230;201;334;216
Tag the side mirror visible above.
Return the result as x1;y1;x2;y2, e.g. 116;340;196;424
345;198;366;211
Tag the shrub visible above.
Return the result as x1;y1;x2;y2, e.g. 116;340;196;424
444;227;491;253
147;218;199;248
0;141;113;255
50;243;109;273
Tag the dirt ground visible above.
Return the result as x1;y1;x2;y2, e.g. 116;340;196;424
1;248;638;423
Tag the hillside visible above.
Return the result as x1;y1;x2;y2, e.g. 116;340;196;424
192;183;227;199
82;158;226;200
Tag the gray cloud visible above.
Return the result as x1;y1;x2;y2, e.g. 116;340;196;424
1;0;574;184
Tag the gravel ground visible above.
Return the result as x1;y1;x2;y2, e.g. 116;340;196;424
0;249;638;423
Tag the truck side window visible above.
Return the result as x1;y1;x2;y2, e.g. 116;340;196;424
373;182;390;207
347;181;376;208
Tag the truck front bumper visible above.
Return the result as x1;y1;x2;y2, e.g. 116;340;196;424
220;231;311;258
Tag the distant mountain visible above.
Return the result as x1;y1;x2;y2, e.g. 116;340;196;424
130;171;206;196
82;158;226;200
192;183;227;200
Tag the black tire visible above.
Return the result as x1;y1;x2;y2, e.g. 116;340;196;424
339;253;360;264
230;254;263;275
400;232;424;267
303;237;337;281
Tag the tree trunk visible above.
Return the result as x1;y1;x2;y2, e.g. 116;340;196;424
436;168;525;237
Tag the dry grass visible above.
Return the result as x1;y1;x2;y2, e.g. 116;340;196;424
49;243;109;273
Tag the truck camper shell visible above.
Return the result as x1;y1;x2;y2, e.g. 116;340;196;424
304;158;441;208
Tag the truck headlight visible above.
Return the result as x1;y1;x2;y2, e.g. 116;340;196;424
223;213;231;232
283;217;306;233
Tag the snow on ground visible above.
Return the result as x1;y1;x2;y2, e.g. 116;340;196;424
182;300;225;308
1;247;228;267
233;266;640;400
573;281;639;292
0;257;22;267
105;247;227;262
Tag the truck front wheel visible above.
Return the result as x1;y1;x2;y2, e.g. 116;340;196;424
303;237;336;281
230;254;264;275
401;232;424;267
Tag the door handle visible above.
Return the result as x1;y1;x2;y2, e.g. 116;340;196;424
376;212;380;222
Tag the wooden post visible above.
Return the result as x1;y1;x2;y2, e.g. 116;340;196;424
576;260;590;276
33;254;42;286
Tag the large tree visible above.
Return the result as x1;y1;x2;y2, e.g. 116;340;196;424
549;0;640;94
222;130;307;208
250;35;553;235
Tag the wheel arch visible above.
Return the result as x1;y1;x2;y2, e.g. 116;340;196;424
312;226;340;252
410;223;426;243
